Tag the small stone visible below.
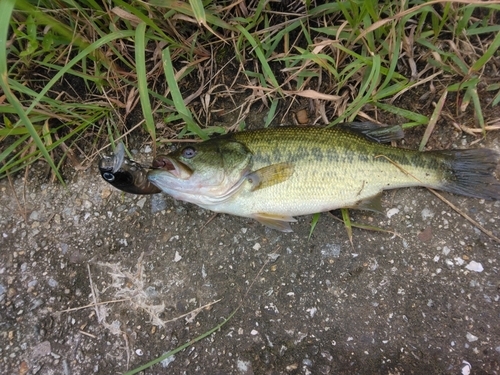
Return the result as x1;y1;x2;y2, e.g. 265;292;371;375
136;197;147;209
161;354;175;368
173;251;182;262
31;341;51;360
267;253;280;262
421;208;434;221
151;195;167;213
418;226;432;242
466;332;478;342
101;189;112;199
465;261;483;272
237;359;253;374
29;211;39;221
321;243;341;258
461;361;471;375
386;208;399;218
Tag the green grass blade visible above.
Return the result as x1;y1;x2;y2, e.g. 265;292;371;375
374;102;428;125
468;86;485;133
189;0;206;26
113;0;175;43
471;28;500;72
135;22;156;142
23;30;135;117
341;208;353;245
331;54;381;125
162;48;208;140
419;90;447;151
123;307;239;375
149;0;235;31
308;213;321;240
0;0;64;184
264;99;279;128
235;24;283;96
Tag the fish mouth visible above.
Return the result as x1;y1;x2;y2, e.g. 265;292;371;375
151;156;192;179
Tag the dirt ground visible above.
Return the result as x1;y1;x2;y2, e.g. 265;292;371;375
1;124;500;375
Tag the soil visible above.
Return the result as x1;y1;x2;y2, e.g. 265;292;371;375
2;89;500;375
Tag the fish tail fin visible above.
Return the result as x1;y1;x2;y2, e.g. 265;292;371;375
436;148;500;200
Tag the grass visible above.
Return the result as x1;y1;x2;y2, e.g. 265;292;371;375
2;1;499;181
2;0;500;372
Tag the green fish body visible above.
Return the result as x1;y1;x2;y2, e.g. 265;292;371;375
100;123;500;232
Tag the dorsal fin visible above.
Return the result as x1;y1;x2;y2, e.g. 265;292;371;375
338;122;404;143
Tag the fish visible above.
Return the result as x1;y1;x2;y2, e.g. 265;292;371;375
99;122;500;232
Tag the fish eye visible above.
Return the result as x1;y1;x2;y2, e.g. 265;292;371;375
182;146;196;159
103;172;115;181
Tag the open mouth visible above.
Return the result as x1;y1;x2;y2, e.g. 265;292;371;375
152;156;192;179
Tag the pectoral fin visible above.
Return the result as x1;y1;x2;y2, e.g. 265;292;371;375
246;163;295;192
252;213;297;232
348;192;384;214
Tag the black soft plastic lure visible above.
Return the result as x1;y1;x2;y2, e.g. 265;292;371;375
98;144;161;195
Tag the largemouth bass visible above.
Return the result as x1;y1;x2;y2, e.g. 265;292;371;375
99;123;500;232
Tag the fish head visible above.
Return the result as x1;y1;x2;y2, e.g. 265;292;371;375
147;139;252;204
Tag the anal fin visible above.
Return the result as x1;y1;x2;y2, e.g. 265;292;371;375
348;192;384;214
252;213;297;232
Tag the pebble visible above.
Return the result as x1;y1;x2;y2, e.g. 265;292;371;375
465;261;483;272
136;197;147;209
173;251;182;262
302;358;313;367
386;208;399;218
321;243;341;258
151;195;167;213
31;341;51;360
461;361;471;375
29;211;39;221
237;359;252;374
421;208;434;221
466;332;478;342
267;253;280;262
161;354;175;368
